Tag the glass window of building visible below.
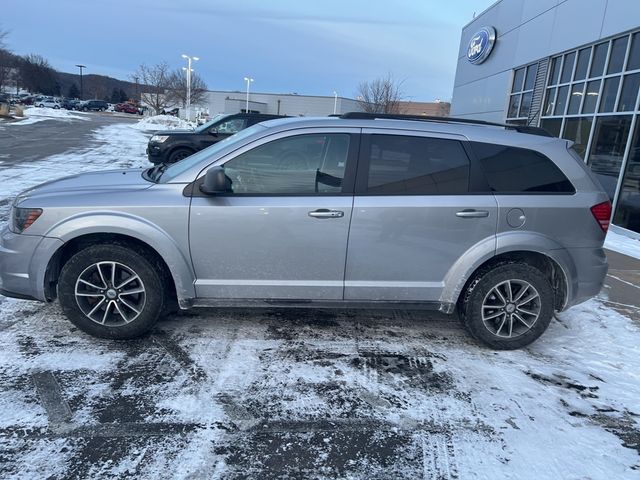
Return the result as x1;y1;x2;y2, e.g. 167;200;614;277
587;116;632;200
549;56;562;85
628;32;640;71
574;47;591;81
617;73;640;112
562;117;593;159
582;80;601;114
607;36;629;74
555;85;569;115
567;83;585;114
515;29;640;234
540;118;562;137
507;62;538;121
590;42;609;77
560;51;576;83
613;124;640;234
599;77;621;112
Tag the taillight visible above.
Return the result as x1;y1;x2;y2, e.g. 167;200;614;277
590;201;612;233
12;207;43;233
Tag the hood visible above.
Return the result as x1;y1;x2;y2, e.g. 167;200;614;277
151;129;194;136
16;169;152;205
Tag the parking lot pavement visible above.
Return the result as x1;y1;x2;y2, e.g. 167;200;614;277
1;117;639;478
1;295;639;479
0;112;138;166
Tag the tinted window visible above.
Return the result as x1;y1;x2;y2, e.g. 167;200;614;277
365;135;469;195
590;42;608;77
215;118;247;134
574;47;591;81
560;52;575;83
607;36;628;74
471;142;575;193
224;133;350;194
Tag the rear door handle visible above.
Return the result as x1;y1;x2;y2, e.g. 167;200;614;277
308;209;344;219
456;209;489;218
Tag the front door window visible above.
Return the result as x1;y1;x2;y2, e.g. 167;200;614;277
223;133;350;194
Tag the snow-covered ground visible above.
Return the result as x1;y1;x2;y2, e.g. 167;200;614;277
0;119;639;478
131;114;195;131
605;229;640;260
8;106;90;126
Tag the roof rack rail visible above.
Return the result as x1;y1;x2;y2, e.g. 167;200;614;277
338;112;552;137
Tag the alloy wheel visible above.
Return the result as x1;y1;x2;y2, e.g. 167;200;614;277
74;261;146;326
481;279;541;338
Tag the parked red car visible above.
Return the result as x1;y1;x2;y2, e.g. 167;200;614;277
115;103;142;114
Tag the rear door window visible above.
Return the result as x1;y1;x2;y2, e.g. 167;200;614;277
470;142;575;193
362;134;470;194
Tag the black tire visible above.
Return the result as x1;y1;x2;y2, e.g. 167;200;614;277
58;244;165;339
167;148;194;164
458;262;554;350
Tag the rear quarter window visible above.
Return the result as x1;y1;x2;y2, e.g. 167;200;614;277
470;142;575;193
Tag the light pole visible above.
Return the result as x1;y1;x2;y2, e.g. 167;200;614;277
333;91;338;114
181;54;199;120
75;64;86;99
244;76;253;113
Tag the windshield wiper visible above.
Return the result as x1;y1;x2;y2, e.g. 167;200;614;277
144;163;168;183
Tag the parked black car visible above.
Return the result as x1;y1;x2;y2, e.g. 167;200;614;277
81;100;109;112
146;113;287;164
62;98;81;110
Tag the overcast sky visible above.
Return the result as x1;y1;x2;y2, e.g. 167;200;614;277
2;0;495;101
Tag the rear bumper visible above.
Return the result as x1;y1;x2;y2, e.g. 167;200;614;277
562;246;608;309
0;227;63;302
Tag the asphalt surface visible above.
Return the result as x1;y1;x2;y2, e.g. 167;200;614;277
0;112;138;165
0;117;639;478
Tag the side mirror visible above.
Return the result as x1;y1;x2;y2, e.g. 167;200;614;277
209;127;219;135
199;166;231;195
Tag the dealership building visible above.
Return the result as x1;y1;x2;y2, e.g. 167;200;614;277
451;0;640;237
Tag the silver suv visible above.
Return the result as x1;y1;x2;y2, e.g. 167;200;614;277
0;114;610;349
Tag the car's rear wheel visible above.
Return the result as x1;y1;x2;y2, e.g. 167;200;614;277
58;244;165;339
168;148;194;164
458;263;554;350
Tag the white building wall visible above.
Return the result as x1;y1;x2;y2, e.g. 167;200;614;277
199;91;364;117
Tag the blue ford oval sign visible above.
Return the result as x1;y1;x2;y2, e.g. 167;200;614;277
467;26;496;64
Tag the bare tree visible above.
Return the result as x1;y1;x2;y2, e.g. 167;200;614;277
356;74;405;114
165;68;208;109
19;54;60;95
132;62;171;115
0;27;8;50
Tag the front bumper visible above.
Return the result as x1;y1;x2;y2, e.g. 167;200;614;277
0;227;64;302
146;144;166;164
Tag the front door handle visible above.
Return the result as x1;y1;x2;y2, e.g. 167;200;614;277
456;209;489;218
308;209;344;219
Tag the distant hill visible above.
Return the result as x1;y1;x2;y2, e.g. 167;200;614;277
56;71;141;101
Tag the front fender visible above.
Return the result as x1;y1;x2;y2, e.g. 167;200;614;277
44;211;196;305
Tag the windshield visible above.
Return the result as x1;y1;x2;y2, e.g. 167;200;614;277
194;113;228;133
159;123;268;182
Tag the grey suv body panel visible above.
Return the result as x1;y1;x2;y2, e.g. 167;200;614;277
0;116;609;318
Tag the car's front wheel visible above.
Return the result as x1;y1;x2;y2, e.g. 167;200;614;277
58;244;165;339
167;148;194;164
458;262;554;350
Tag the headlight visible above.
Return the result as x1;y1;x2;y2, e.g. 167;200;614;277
12;207;43;233
150;135;169;143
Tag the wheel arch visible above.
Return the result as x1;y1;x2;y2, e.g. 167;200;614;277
442;232;575;312
43;222;195;308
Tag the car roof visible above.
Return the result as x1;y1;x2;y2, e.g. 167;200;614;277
258;114;561;149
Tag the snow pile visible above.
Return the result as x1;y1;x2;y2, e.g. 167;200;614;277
605;229;640;259
9;106;89;126
131;115;194;131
